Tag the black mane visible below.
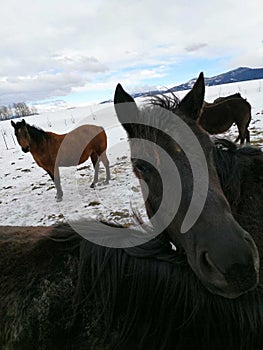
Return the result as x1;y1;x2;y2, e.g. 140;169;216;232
147;91;181;114
213;139;263;265
47;222;263;350
213;138;263;208
26;123;48;142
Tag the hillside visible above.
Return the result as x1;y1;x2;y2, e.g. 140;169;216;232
168;67;263;93
101;67;263;103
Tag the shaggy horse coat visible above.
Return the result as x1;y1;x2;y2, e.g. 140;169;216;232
213;139;263;277
1;200;263;350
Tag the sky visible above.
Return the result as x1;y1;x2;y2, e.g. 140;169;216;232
0;0;262;107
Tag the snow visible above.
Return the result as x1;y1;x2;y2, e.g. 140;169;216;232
0;79;262;227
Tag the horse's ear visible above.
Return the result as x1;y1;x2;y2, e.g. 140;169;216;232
114;83;139;137
21;119;26;125
179;72;205;121
11;120;16;128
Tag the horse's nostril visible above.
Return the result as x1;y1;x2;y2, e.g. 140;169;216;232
244;234;255;248
201;251;208;267
196;239;259;298
200;251;216;275
244;233;253;244
22;146;30;153
198;250;228;284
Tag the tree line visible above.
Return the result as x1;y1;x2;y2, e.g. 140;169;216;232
0;102;38;121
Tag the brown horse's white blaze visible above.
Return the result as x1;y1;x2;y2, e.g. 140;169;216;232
114;73;259;299
11;119;110;201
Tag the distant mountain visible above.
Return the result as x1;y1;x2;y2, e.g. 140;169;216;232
168;67;263;93
100;67;263;104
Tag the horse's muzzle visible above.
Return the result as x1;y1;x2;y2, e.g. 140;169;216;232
22;146;30;153
195;231;259;299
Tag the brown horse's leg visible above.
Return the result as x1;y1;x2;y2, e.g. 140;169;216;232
236;124;246;145
54;166;63;201
100;152;110;184
90;152;99;188
237;112;251;145
245;116;251;144
246;129;250;143
234;135;240;143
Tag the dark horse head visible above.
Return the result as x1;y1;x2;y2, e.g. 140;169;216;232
11;119;31;153
114;73;259;299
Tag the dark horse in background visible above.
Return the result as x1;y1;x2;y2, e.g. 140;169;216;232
11;120;111;201
1;74;262;350
198;92;251;144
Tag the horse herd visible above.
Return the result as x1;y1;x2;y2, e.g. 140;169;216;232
1;73;263;349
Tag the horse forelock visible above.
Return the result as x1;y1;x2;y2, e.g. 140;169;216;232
147;92;181;114
128;92;203;148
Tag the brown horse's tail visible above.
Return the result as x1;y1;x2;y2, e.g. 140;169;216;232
245;102;252;143
246;101;252;125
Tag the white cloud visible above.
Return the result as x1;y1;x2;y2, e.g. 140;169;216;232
185;43;208;52
0;0;262;105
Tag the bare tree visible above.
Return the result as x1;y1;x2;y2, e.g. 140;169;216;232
0;102;38;120
0;106;10;120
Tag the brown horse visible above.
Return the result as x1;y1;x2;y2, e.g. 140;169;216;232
199;96;251;144
11;119;110;201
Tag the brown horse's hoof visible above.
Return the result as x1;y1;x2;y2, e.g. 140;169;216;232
103;180;109;185
56;196;63;202
90;183;96;188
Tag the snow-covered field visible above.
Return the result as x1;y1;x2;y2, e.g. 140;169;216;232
0;79;262;227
